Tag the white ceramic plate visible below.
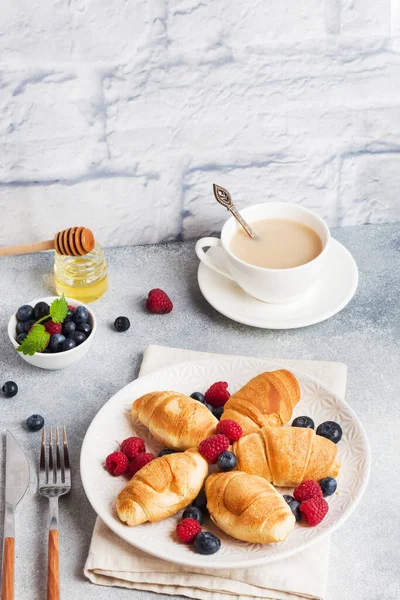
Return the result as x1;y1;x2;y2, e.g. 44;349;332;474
197;239;358;329
81;357;370;569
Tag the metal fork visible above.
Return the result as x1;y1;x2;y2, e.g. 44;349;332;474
39;427;71;600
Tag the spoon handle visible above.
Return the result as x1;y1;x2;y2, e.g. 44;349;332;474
213;183;257;239
228;206;257;239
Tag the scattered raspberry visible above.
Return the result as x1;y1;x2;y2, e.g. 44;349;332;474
68;305;76;311
300;496;329;526
146;289;173;314
105;451;129;476
293;480;323;503
198;434;230;464
176;518;202;543
216;419;243;442
205;382;230;408
120;436;145;460
44;320;62;335
126;452;156;477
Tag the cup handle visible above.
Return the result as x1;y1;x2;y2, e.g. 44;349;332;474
195;237;234;281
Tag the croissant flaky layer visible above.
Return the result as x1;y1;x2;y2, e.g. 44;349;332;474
206;471;295;544
117;449;208;526
220;370;301;435
232;426;340;487
131;391;218;450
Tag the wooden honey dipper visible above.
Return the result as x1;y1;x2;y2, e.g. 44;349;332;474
0;227;95;257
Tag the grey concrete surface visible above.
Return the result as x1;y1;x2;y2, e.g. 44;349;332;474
0;224;399;600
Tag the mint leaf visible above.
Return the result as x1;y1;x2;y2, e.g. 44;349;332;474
50;294;68;324
17;324;50;356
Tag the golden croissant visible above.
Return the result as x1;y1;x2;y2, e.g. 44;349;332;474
220;370;300;435
232;425;340;487
205;471;295;543
131;391;218;450
117;449;208;526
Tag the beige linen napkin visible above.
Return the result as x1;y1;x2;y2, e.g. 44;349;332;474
85;345;347;600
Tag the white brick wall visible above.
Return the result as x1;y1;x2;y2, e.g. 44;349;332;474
1;0;400;247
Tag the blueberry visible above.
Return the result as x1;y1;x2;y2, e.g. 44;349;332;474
182;506;203;524
292;416;315;429
62;320;76;336
26;414;44;432
114;316;130;332
316;421;342;444
16;305;34;322
2;381;18;398
16;333;27;344
71;331;86;346
42;348;52;353
158;449;176;457
16;321;26;335
24;319;36;333
76;322;91;336
49;334;66;353
64;308;75;321
213;406;224;420
62;338;76;352
204;403;214;413
288;499;301;522
283;495;295;504
320;477;337;497
192;490;208;513
74;306;89;325
190;392;205;403
217;451;237;472
33;302;50;321
194;532;221;555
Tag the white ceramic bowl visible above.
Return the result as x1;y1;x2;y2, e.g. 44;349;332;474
8;296;97;370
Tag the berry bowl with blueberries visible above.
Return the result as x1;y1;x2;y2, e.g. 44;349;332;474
8;295;97;370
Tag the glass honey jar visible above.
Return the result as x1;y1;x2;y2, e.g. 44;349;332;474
54;243;108;303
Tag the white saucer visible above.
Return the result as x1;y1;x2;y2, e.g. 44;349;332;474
197;238;358;329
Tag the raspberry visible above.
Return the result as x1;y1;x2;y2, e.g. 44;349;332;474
300;496;329;526
176;518;202;543
216;420;243;442
105;451;129;475
120;436;145;460
198;434;230;464
293;480;323;503
204;382;230;408
146;289;173;314
44;320;62;335
126;452;156;477
68;305;75;311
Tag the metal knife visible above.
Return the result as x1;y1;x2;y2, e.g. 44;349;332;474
1;431;30;600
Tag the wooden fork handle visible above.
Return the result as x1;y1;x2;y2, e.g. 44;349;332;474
1;537;14;600
0;240;55;257
47;530;59;600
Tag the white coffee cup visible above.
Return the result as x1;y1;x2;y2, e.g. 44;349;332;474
195;202;331;304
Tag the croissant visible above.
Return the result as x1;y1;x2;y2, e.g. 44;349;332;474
205;471;295;544
220;370;300;434
117;449;208;526
131;391;218;450
232;425;340;487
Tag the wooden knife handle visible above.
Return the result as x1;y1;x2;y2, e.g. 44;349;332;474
47;530;59;600
0;240;55;257
1;537;14;600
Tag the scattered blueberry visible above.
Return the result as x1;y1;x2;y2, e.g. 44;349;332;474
2;381;18;398
316;421;342;444
16;305;34;322
26;414;44;432
71;331;87;346
62;320;76;336
283;495;295;504
288;499;301;522
190;392;206;403
16;333;27;344
158;449;176;457
194;531;221;555
182;506;204;524
33;302;50;321
204;403;214;413
64;308;75;321
292;416;315;429
74;306;89;325
76;322;91;336
114;316;130;332
192;490;208;513
217;451;237;472
16;321;26;335
213;406;224;420
62;338;77;352
320;477;337;497
49;334;66;353
24;319;36;333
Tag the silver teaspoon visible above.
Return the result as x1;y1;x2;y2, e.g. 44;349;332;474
213;184;257;239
